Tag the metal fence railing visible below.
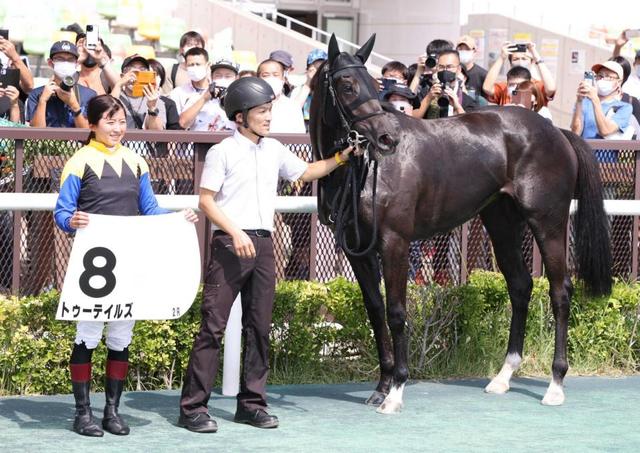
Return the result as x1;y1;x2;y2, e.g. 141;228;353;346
0;127;639;296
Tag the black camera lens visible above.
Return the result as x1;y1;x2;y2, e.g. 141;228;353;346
437;96;450;109
425;55;437;69
60;76;74;92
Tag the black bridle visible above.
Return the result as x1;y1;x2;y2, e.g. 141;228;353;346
323;63;386;134
322;61;384;257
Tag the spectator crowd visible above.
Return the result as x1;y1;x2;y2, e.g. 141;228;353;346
1;27;640;140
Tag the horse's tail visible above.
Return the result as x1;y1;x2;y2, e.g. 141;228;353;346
560;128;612;296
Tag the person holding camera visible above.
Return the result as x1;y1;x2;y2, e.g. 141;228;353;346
110;54;166;130
483;41;556;105
0;84;23;123
27;41;96;128
171;50;238;132
75;35;119;96
0;33;34;94
571;61;632;140
412;50;478;119
409;39;454;95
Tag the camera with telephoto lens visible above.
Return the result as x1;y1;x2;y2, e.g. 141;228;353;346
209;82;226;99
425;53;437;69
508;43;528;53
59;75;75;92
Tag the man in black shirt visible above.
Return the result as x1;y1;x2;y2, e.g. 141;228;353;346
456;35;487;103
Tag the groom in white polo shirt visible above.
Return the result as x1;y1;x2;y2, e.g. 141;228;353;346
178;77;355;433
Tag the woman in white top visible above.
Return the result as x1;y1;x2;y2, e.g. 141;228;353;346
257;59;306;133
513;80;553;122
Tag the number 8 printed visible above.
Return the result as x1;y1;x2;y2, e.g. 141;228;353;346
79;247;117;298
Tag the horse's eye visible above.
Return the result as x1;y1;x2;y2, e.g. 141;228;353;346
343;85;354;94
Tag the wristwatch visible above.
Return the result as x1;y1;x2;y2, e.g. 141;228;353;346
535;59;545;64
147;107;159;116
72;108;83;117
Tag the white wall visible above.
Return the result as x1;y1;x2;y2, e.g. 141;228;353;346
358;0;461;64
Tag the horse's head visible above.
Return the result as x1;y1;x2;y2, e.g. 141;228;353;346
310;34;398;161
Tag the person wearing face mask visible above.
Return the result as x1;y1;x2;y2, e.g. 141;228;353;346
26;41;96;127
110;54;166;130
483;41;556;106
169;49;236;131
608;56;640;139
75;35;119;96
571;61;632;140
257;59;305;133
383;84;419;116
268;50;295;97
162;31;206;94
456;35;487;102
413;50;478;119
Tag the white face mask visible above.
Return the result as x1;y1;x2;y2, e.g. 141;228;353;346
512;60;530;69
187;65;208;82
263;76;284;96
596;79;617;96
213;77;234;88
53;61;78;79
390;100;412;115
459;50;473;65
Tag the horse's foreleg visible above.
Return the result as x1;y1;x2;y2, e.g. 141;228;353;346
347;253;393;406
480;202;531;395
377;236;410;414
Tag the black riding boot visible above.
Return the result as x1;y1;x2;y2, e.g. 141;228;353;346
72;381;104;437
103;378;130;435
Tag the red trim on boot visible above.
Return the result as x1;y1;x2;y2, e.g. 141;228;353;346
70;363;92;382
106;360;129;380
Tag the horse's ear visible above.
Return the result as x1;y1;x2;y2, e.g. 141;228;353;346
328;33;340;65
355;34;376;64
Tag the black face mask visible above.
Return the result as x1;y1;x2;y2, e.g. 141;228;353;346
82;56;98;68
437;70;457;85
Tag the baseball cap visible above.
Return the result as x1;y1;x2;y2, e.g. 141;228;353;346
456;35;476;50
383;84;420;108
269;50;293;69
49;40;79;59
211;58;239;74
591;61;624;80
121;54;150;72
307;49;328;67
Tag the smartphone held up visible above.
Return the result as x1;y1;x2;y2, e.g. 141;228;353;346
85;25;99;50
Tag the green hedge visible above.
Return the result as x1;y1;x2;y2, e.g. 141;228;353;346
1;271;639;396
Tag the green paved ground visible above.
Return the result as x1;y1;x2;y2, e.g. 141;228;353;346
1;376;639;452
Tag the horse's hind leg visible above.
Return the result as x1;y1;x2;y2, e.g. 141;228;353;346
480;197;532;395
377;233;411;414
528;218;571;406
346;252;393;406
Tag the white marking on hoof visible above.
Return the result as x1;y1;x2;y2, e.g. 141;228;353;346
485;353;521;394
541;381;565;406
376;384;405;414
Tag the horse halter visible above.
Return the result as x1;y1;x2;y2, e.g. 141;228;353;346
323;63;386;135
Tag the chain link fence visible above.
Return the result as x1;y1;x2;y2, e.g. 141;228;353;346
0;132;639;295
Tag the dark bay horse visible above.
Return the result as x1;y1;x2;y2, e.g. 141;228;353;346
309;34;612;413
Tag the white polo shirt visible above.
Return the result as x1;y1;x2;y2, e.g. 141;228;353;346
169;82;236;131
200;130;309;231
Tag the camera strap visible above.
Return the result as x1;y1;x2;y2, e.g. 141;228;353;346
119;95;144;129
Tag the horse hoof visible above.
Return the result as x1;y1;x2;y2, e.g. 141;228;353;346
365;391;387;406
376;399;403;414
541;382;565;406
484;378;510;394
